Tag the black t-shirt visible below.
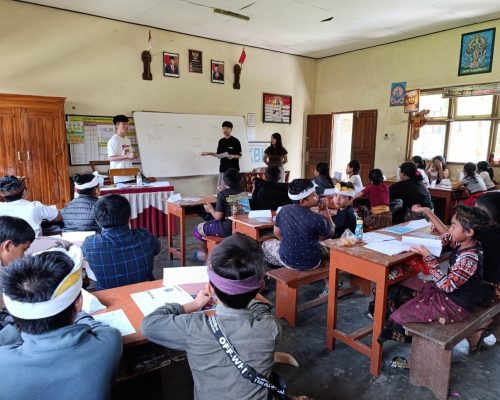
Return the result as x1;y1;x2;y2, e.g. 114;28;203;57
215;187;247;235
250;179;291;210
477;225;500;283
389;179;433;210
217;136;242;173
333;206;357;239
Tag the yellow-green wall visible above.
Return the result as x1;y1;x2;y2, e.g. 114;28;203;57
315;20;500;179
0;0;316;194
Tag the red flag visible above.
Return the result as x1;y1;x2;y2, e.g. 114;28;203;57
238;48;246;65
148;30;152;51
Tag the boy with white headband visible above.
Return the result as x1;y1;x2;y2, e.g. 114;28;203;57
0;249;122;400
331;181;357;239
0;176;60;237
261;179;334;270
62;173;101;232
142;234;281;400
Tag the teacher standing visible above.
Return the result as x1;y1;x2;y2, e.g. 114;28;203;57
107;114;137;184
201;121;242;190
264;132;288;182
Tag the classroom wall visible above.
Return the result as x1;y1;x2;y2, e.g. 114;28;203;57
0;0;316;195
315;19;500;180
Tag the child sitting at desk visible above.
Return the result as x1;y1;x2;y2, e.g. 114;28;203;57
142;234;282;400
261;179;333;270
62;173;100;232
331;182;357;238
313;162;335;196
81;194;161;290
354;169;392;231
477;161;496;190
346;159;363;188
0;250;122;400
250;165;290;210
0;176;60;237
454;162;487;206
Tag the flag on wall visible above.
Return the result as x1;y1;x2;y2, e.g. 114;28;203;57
148;30;152;51
239;48;246;65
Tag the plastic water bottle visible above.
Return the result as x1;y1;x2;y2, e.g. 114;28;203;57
136;172;143;186
355;217;363;242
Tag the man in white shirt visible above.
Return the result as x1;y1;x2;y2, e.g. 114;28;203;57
0;176;60;237
107;115;136;184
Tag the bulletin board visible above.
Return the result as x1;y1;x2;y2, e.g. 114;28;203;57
66;115;140;165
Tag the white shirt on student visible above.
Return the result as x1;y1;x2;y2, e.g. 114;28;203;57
0;199;58;237
107;134;133;183
349;174;363;188
479;171;496;190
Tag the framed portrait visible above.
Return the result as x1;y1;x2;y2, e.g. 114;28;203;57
163;52;179;78
263;93;292;124
458;28;495;76
188;49;203;73
404;89;420;113
211;60;224;84
390;82;406;106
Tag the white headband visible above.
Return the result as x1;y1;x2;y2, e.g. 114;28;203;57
74;171;99;190
288;186;316;201
333;184;356;198
3;246;83;319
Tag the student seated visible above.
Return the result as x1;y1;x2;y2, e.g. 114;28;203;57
62;173;100;232
261;179;333;270
331;182;357;238
389;162;433;223
0;176;60;237
477;161;496;190
313;162;335;196
0;250;122;400
81;194;161;290
354;169;392;230
346;159;363;188
142;234;281;400
425;155;449;184
250;166;291;210
411;155;430;186
456;162;487;193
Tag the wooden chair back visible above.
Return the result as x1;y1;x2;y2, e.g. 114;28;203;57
108;168;140;179
89;160;110;173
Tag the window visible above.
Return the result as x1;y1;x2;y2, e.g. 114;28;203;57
409;90;499;164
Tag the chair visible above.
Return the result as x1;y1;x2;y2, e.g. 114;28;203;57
108;168;140;180
89;160;110;173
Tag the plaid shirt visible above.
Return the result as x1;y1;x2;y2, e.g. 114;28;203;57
82;226;161;290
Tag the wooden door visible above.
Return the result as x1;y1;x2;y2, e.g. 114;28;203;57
305;114;332;178
0;107;26;177
352;110;377;185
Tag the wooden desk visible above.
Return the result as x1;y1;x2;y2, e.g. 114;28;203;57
229;214;275;240
323;225;436;376
167;196;217;266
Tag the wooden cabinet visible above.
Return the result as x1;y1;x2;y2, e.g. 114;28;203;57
0;94;70;208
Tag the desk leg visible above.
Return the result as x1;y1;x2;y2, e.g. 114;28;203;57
326;262;340;351
370;268;389;376
167;210;174;260
443;195;452;225
180;209;186;266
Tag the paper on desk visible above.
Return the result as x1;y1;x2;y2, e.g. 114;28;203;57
81;288;106;314
61;231;95;243
405;219;431;230
215;152;229;159
93;309;135;336
182;196;202;202
364;240;409;256
382;225;416;235
116;183;132;188
148;181;171;187
167;193;182;202
362;232;395;244
163;266;208;286
131;286;194;316
401;236;442;257
248;210;272;219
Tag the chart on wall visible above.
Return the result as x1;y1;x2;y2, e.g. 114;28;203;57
66;115;140;165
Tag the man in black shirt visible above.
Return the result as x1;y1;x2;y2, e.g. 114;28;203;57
202;121;242;190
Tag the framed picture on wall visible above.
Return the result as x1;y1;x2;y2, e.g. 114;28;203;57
188;49;203;73
163;52;179;78
389;82;406;106
458;28;495;76
211;60;224;83
263;93;292;124
404;89;420;113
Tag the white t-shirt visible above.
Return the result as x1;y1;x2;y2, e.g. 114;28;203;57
107;134;133;183
0;199;58;237
479;171;496;190
349;174;363;189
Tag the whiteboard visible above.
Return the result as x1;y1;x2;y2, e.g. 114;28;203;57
133;112;252;177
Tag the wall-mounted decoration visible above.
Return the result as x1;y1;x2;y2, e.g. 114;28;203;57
163;52;179;78
389;82;406;106
263;93;292;124
233;48;246;90
211;60;224;83
188;49;203;73
141;30;153;81
443;82;500;97
404;89;420;113
458;28;495;76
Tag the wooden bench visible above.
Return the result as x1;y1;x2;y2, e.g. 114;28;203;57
204;236;224;257
404;302;500;400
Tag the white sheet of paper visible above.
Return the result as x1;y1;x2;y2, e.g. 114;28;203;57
364;240;409;256
167;193;182;202
116;183;132;188
81;288;106;313
215;152;229;159
362;232;395;244
430;180;437;188
131;286;194;316
182;196;202;202
323;188;336;196
248;210;272;219
163;266;208;286
334;171;343;182
405;219;432;230
148;181;171;187
401;236;442;257
61;231;95;243
93;309;136;336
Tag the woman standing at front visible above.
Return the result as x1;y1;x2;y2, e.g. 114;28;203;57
264;133;288;182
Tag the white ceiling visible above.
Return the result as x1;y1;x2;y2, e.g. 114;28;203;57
20;0;500;58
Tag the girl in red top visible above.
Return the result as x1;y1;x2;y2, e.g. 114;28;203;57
354;168;392;230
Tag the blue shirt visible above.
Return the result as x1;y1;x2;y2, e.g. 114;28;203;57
276;204;332;270
82;225;161;290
